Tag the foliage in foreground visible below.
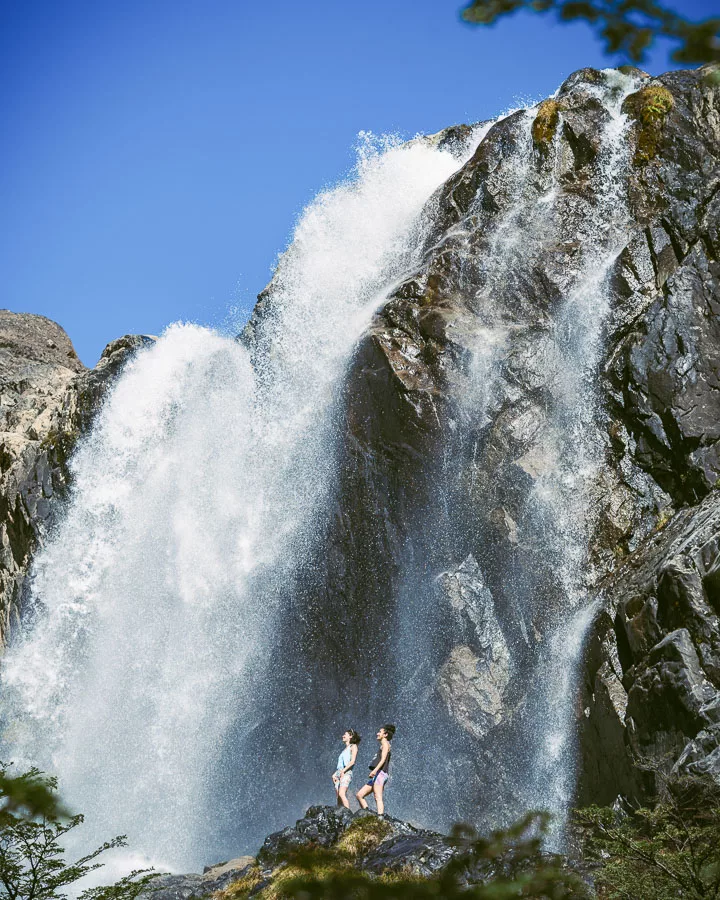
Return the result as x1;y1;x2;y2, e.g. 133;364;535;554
0;764;159;900
576;777;720;900
460;0;720;65
223;811;588;899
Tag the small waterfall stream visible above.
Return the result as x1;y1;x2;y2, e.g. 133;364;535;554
391;70;638;840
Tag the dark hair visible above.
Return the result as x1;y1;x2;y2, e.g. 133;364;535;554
346;729;361;745
381;723;396;740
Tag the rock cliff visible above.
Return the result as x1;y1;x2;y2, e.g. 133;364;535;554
254;63;720;825
1;62;719;837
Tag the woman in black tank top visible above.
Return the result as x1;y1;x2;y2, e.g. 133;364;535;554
356;723;395;816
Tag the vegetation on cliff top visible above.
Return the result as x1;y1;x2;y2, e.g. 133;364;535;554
532;99;562;154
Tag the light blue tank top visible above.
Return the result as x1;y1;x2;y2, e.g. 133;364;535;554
337;746;352;770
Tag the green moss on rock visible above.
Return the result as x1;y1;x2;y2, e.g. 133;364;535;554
622;84;674;165
532;99;561;155
335;816;391;858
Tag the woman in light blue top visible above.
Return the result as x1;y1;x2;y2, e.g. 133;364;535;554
332;729;360;809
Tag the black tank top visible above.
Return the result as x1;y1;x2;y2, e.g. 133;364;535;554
369;745;391;773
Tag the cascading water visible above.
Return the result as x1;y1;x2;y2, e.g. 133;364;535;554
389;70;639;841
0;132;478;870
518;75;637;841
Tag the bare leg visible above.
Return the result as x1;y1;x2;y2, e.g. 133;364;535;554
338;783;350;809
356;784;372;809
373;781;385;815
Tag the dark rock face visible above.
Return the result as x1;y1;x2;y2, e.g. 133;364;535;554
0;312;153;647
576;65;720;804
254;64;720;824
579;490;720;803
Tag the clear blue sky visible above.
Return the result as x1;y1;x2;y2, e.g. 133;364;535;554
2;0;716;365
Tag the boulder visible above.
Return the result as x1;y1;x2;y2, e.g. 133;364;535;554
147;857;255;900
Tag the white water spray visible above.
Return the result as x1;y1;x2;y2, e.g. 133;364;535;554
0;132;478;871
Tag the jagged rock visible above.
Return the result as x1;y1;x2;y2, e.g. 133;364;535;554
674;724;720;780
257;805;354;865
147;857;255;900
361;831;454;876
436;556;510;738
579;489;720;802
0;312;85;645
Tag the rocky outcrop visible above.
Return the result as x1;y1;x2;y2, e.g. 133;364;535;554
149;858;256;900
257;805;455;878
0;311;153;646
144;807;463;900
577;65;720;804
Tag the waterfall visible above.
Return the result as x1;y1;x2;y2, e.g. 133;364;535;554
0;131;477;871
390;70;638;841
518;75;636;842
0;67;644;867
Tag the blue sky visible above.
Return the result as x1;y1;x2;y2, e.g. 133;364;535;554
2;0;717;365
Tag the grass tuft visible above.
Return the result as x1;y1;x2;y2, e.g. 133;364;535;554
335;816;392;859
216;864;265;900
532;99;562;155
622;84;674;165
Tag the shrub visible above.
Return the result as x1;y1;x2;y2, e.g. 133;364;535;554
575;777;720;899
0;763;159;900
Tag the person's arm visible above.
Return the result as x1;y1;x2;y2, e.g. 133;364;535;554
369;740;389;777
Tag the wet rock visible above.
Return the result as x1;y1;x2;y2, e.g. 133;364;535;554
674;724;720;781
436;556;510;738
148;857;255;900
257;805;354;865
361;831;454;876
